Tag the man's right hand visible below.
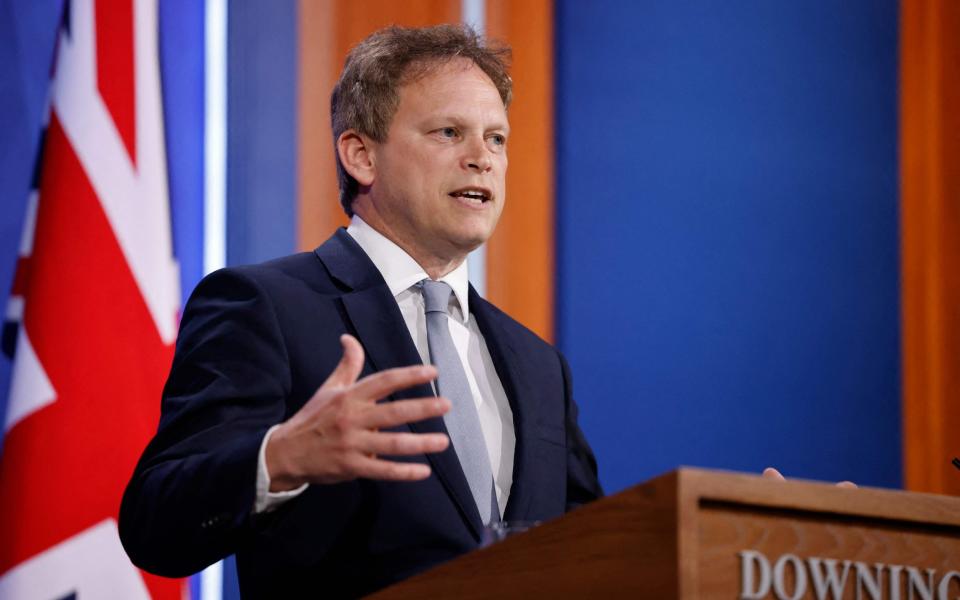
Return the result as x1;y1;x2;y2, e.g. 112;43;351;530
763;467;857;489
265;334;450;492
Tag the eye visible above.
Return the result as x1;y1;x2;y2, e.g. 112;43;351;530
489;134;506;146
438;127;459;139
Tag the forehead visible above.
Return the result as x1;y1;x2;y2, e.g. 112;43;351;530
401;57;499;93
395;58;507;121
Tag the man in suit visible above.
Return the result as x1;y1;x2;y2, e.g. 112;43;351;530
120;24;602;597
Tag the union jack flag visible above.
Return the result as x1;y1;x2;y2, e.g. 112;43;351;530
0;1;183;597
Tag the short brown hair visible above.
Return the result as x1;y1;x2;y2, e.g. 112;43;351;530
330;24;512;216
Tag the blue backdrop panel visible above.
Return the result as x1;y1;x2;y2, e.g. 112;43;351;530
158;2;206;596
226;0;297;267
221;2;298;596
160;0;206;307
555;1;900;493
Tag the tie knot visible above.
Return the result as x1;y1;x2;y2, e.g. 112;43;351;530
420;279;452;314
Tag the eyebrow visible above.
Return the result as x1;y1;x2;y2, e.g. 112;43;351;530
430;114;510;134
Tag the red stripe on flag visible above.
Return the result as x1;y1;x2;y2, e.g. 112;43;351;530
0;115;179;598
10;257;31;298
95;0;137;166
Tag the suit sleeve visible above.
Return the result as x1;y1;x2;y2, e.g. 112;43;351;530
118;267;356;577
559;352;604;509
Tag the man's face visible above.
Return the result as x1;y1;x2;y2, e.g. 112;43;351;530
366;58;509;263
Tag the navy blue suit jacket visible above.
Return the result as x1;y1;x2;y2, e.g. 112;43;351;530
120;230;602;598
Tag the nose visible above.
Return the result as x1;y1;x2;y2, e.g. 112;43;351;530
461;136;493;173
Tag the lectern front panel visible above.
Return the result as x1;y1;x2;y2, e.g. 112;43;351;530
697;502;960;599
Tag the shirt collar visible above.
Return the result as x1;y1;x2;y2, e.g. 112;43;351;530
346;215;471;322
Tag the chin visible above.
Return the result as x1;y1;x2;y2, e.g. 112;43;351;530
459;228;495;250
433;218;499;258
439;233;488;261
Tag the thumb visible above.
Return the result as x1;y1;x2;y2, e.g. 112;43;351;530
762;467;786;481
321;334;364;390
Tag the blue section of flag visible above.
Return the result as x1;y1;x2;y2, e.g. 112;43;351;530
0;0;63;454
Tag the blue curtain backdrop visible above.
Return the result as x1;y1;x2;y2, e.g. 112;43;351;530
555;0;901;493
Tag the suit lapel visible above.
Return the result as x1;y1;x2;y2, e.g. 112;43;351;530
316;231;485;539
468;288;538;522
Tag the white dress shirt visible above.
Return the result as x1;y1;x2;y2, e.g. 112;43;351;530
255;216;515;515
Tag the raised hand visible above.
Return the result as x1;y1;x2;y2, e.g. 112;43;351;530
265;334;450;491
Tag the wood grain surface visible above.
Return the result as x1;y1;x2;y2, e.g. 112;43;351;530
371;472;681;598
698;505;960;598
372;469;960;599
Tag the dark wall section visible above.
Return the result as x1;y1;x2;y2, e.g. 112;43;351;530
555;1;900;493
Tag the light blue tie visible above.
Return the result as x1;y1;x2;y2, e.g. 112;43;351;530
420;279;499;525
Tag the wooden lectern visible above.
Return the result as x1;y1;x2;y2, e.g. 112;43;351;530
372;468;960;599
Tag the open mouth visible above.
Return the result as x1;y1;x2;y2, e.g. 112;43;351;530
449;187;492;206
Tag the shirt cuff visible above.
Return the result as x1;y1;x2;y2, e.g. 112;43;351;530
254;424;308;514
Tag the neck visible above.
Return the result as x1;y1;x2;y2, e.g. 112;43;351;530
353;203;467;280
421;258;464;281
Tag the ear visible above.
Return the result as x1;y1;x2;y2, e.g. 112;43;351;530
337;130;376;187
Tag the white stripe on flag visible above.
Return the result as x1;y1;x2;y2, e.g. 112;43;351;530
3;330;55;433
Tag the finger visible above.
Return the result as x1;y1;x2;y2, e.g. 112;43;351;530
762;467;786;481
836;480;858;489
349;455;433;481
321;334;365;390
359;397;451;429
357;430;449;456
349;364;438;403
